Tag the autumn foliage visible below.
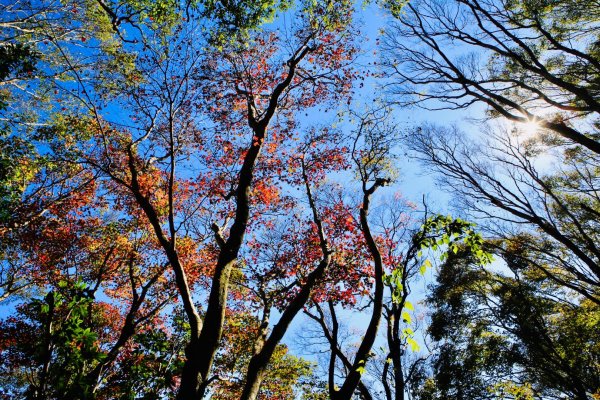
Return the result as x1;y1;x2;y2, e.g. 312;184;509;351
3;0;599;399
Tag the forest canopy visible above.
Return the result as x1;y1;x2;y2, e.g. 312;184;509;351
0;0;599;399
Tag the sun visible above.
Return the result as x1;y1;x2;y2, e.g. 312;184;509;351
520;118;540;138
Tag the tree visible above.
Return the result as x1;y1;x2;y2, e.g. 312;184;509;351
406;124;600;304
8;0;600;398
0;281;106;399
2;0;369;398
87;3;357;397
380;0;600;397
0;209;177;397
209;310;318;399
417;245;600;400
0;0;176;298
384;0;600;153
382;0;600;304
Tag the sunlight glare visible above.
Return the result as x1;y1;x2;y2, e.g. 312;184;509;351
520;118;540;138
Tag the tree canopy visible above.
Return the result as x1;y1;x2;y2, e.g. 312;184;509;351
1;0;599;399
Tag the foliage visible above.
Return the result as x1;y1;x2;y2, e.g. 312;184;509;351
0;43;38;107
210;311;318;399
198;0;292;42
0;281;105;399
416;246;600;400
100;312;189;400
1;0;599;399
0;133;36;223
418;214;493;269
383;0;600;398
